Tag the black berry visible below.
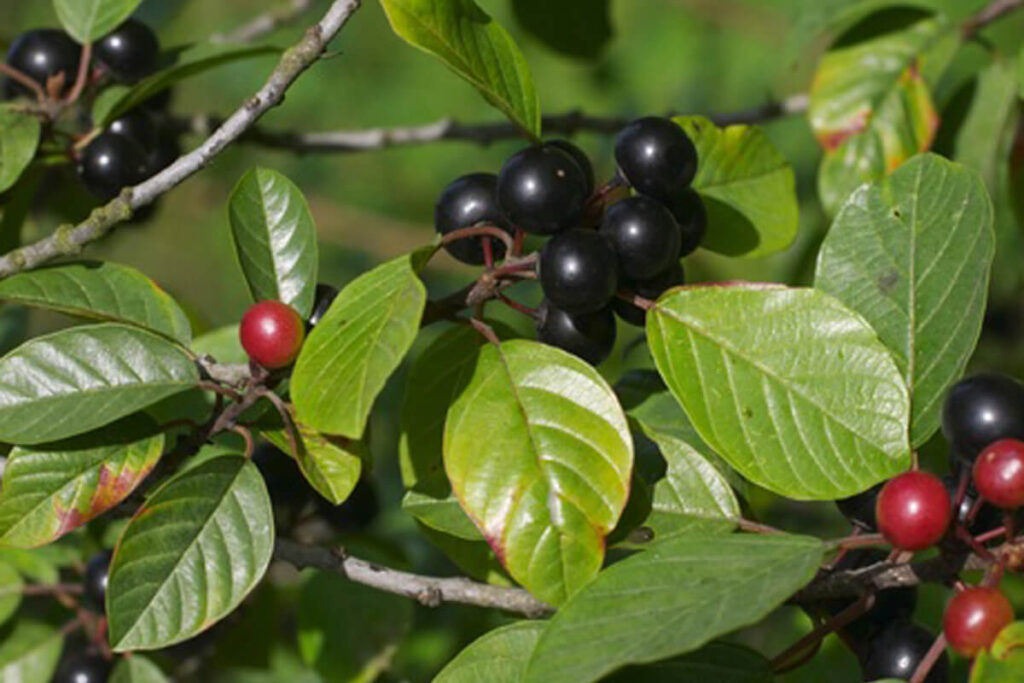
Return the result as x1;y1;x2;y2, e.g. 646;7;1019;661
614;116;697;200
435;173;513;265
943;473;1002;535
95;19;160;83
613;262;684;327
862;621;949;682
83;550;112;611
824;549;916;643
600;196;682;280
835;482;882;531
545;139;594;195
308;283;339;328
77;132;150;201
318;478;380;533
54;651;111;683
497;145;589;234
3;29;80;98
107;108;158;151
536;300;616;366
942;373;1024;462
539;229;618;314
147;128;181;175
665;188;707;256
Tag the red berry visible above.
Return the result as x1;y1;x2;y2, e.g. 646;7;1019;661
239;300;305;369
973;439;1024;509
943;587;1014;657
875;471;952;551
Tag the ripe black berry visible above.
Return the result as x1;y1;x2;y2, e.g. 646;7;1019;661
107;108;158;150
862;621;949;682
835;482;882;531
614;262;684;327
824;549;916;643
95;19;160;83
497;145;590;234
545;139;594;195
318;478;380;533
77;132;150;200
600;196;682;280
614;116;697;200
536;300;616;366
308;283;339;328
435;173;513;265
664;188;707;256
943;373;1024;462
83;550;112;612
539;229;618;313
54;651;111;683
3;29;80;98
147;128;180;175
943;474;1002;536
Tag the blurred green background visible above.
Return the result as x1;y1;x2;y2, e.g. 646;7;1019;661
3;0;1024;680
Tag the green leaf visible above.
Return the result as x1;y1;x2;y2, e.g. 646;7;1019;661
107;455;274;651
444;339;633;605
53;0;143;42
0;562;22;627
99;46;279;125
815;154;993;447
296;571;412;682
510;0;611;60
417;522;509;585
380;0;541;138
228;168;319;317
809;13;957;214
522;533;823;683
954;58;1019;188
191;324;245;362
91;84;131;126
605;642;773;682
111;655;169;683
0;620;63;682
402;487;481;540
675;116;798;258
647;285;910;500
0;106;41;194
292;250;431;439
0;548;61;584
435;621;544;683
971;621;1024;682
0;324;198;445
0;418;163;548
0;261;192;344
642;428;740;540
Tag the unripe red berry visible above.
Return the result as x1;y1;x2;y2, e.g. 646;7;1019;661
943;587;1014;657
239;300;305;369
875;471;951;551
973;439;1024;509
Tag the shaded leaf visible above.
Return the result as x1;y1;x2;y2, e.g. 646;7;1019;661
0;620;62;682
54;0;143;42
511;0;611;60
435;621;544;683
0;106;40;194
605;642;773;682
111;655;169;683
0;562;22;627
402;487;481;540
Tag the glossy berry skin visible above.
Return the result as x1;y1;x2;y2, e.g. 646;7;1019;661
107;108;158;150
545;139;594;195
614;262;684;327
83;550;112;612
943;587;1014;657
600;196;682;280
497;145;590;234
536;300;616;366
77;132;150;201
614;116;698;200
95;19;159;83
875;471;952;551
3;29;80;98
943;373;1024;462
147;129;180;175
308;283;339;329
54;652;111;683
435;173;513;265
824;549;916;643
973;439;1024;509
239;300;305;369
317;478;380;533
665;188;707;257
862;621;950;683
539;229;618;314
835;482;883;531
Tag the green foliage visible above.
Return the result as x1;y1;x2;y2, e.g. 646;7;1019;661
434;621;543;682
110;656;169;683
53;0;144;42
0;620;62;682
510;0;612;60
0;107;40;194
971;621;1024;681
0;563;22;628
605;643;773;682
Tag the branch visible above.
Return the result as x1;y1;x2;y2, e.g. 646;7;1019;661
274;538;552;618
210;0;316;44
963;0;1024;37
0;0;363;280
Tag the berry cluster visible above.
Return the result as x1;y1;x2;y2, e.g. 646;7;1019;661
830;372;1024;676
433;116;707;365
2;20;180;205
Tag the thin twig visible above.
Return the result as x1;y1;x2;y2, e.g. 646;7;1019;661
210;0;316;44
963;0;1024;37
0;63;46;102
909;633;948;683
440;223;515;257
63;43;92;106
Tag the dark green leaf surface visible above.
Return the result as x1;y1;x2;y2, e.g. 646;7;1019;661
0;562;22;627
511;0;611;60
445;339;633;605
0;421;163;548
228;168;318;317
53;0;144;41
0;106;41;194
0;620;62;682
435;621;544;683
0;262;192;344
292;250;430;438
816;154;993;447
111;655;169;683
648;285;910;500
523;534;823;683
0;324;198;445
380;0;541;137
107;455;274;651
605;642;773;682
